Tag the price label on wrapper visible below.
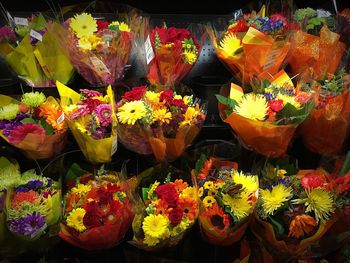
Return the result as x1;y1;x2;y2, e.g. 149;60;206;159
14;17;28;26
30;29;42;42
111;137;118;155
90;56;110;75
56;113;65;125
144;35;155;64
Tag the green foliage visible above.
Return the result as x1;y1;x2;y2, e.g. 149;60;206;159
275;100;315;125
194;153;207;177
319;68;346;94
142;187;149;201
65;163;89;182
251;79;271;94
306;17;325;31
293;8;317;22
155;32;161;49
215;94;238;114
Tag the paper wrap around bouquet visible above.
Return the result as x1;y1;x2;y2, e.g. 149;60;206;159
0;95;67;160
299;90;350;155
209;25;291;89
57;81;117;163
289;25;346;79
4;22;74;87
218;72;298;157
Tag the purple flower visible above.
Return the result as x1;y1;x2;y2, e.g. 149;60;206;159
15;113;29;121
27;180;43;190
95;104;112;127
91;127;105;140
69;105;90;119
1;121;22;137
47;178;52;187
79;89;102;98
15;186;29;193
8;212;46;238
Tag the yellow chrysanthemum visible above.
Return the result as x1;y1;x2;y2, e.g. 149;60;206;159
70;13;97;39
219;33;242;58
180;107;199;127
277;94;301;109
142;214;169;239
234;94;268;121
260;184;293;216
0;104;19;121
71;184;92;197
183;50;197;64
203;196;216;208
143;234;160;246
293;188;335;222
117;101;148;125
66;208;86;232
145;91;160;104
180;186;197;199
152;108;172;124
222;192;253;221
204;181;215;191
232;171;259;193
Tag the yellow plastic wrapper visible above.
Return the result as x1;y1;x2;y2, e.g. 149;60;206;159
0;95;67;160
57;81;118;164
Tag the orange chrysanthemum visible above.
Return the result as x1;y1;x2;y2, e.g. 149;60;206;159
178;197;198;221
174;179;188;193
288;214;317;239
39;103;65;131
11;190;39;207
198;159;213;180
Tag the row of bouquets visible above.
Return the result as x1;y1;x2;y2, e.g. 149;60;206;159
0;154;350;259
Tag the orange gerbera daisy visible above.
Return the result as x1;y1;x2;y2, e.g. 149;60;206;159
155;199;171;216
288;214;317;239
39;103;65;131
198;159;213;180
201;202;231;234
174;179;188;193
178;197;198;221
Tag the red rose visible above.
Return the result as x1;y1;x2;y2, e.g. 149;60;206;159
156;183;179;207
98;188;114;204
82;98;101;113
97;20;109;31
160;89;174;102
83;211;101;228
122;86;147;101
301;174;325;189
168;207;183;225
170;99;187;112
268;100;284;112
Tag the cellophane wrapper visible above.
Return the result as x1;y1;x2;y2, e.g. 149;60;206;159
1;170;61;256
0;95;68;160
251;170;338;260
135;22;204;89
57;81;117;163
59;171;136;250
299;90;350;155
289;25;346;80
197;158;257;245
129;165;199;251
208;12;292;89
0;14;74;87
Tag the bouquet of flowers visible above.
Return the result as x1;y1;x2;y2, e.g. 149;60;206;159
116;86;206;161
138;23;202;89
61;12;134;86
217;70;314;157
57;81;117;163
193;155;258;245
251;166;338;259
208;7;292;88
0;91;67;159
59;164;135;250
130;165;199;250
0;13;73;87
298;70;350;155
1;168;61;255
289;8;346;79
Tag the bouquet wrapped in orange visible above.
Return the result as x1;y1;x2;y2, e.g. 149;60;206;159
251;166;338;260
130;165;199;250
217;70;314;157
289;8;347;79
193;155;258;245
0;92;67;159
116;86;206;161
208;7;292;89
59;164;135;250
298;70;350;155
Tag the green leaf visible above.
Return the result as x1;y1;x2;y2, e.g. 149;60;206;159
21;118;38;124
66;163;89;181
276;101;315;125
142;187;149;201
194;153;207;177
40;119;54;135
215;94;238;109
268;216;285;236
32;13;47;31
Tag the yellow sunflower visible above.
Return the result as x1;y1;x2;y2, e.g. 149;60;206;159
234;94;268;121
117;101;148;125
70;13;97;39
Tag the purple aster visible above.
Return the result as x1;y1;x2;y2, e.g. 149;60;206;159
15;113;29;121
46;178;52;187
27;180;43;190
79;89;102;98
0;120;10;129
15;186;29;193
8;212;46;238
69;105;90;119
95;104;112;127
1;121;22;137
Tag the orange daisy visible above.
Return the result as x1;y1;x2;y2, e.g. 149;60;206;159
39;104;65;131
174;179;188;193
178;197;198;221
155;199;171;216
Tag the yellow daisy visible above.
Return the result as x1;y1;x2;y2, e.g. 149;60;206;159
204;181;215;191
145;91;160;104
183;50;197;64
142;214;169;239
117;101;148;125
232;171;259;193
180;107;199;127
260;184;293;216
71;184;91;197
219;33;242;58
203;196;216;208
152;108;172;124
70;13;97;39
234;94;268;121
180;186;197;200
66;208;86;232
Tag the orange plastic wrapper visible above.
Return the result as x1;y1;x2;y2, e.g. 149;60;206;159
299;90;350;155
289;25;346;80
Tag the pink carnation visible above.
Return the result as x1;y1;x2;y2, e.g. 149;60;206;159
8;123;45;144
69;105;90;119
95;104;112;127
